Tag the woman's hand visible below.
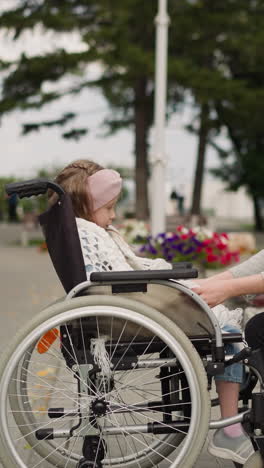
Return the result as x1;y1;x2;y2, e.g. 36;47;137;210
191;280;233;308
190;278;211;287
191;272;264;308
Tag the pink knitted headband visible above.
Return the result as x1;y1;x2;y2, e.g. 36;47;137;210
87;169;122;211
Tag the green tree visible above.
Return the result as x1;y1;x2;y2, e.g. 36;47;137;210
0;176;16;221
167;0;260;217
209;0;264;230
163;0;264;228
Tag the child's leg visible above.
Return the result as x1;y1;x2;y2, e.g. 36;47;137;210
216;381;239;418
209;379;253;463
208;325;253;463
215;325;244;430
216;380;244;437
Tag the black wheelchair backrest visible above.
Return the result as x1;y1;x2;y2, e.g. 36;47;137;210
38;193;87;293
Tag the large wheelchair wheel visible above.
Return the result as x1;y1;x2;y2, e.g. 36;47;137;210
0;295;210;468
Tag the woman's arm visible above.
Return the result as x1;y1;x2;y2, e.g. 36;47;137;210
230;249;264;278
194;248;264;288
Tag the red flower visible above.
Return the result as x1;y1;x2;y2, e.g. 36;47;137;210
207;254;219;263
176;225;184;232
220;255;229;265
202;239;212;246
220;252;235;265
216;242;227;250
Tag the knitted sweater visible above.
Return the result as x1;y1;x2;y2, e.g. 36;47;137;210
230;249;264;278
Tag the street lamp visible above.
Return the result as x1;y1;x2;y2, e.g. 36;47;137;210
150;0;169;236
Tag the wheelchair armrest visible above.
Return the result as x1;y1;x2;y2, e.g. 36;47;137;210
172;262;193;269
90;268;198;283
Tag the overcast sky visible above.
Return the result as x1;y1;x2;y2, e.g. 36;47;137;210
0;2;226;192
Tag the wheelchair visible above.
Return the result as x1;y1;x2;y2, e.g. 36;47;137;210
1;179;264;468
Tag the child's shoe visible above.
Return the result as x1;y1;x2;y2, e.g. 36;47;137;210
208;428;254;464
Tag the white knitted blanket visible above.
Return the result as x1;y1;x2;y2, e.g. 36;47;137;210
76;218;243;331
76;218;171;273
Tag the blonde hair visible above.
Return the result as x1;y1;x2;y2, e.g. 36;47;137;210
49;159;104;220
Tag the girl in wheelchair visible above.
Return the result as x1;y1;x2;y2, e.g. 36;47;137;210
48;158;253;465
2;158;260;468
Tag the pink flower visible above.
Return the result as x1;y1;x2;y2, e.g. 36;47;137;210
231;252;240;262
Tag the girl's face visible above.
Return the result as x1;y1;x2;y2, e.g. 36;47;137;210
92;196;118;229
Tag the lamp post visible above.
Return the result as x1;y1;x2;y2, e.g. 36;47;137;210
150;0;169;236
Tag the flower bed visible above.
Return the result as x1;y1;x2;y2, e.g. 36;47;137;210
138;225;240;270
